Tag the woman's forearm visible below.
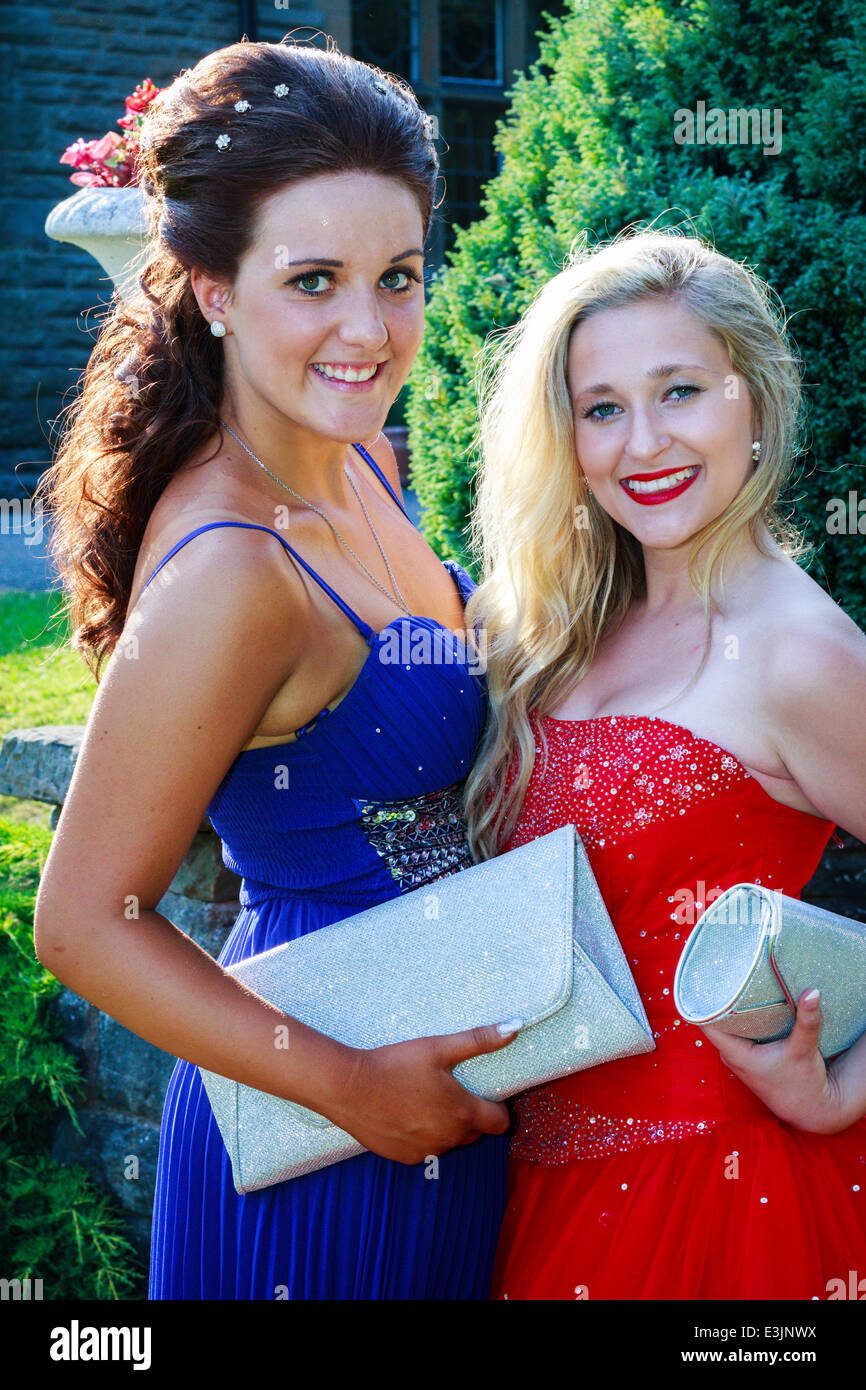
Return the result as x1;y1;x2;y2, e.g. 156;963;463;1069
34;906;357;1119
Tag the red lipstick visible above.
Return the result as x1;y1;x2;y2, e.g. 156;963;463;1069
619;465;700;506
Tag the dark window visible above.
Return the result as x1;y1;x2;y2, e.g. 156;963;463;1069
440;0;504;83
350;0;416;79
440;99;503;238
348;2;571;257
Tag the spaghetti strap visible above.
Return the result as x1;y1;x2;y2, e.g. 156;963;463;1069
352;441;413;522
139;521;378;647
139;443;409;642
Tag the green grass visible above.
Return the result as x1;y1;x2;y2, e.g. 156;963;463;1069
0;589;95;830
0;590;95;737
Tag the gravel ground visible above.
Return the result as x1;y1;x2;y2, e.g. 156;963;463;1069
0;517;58;594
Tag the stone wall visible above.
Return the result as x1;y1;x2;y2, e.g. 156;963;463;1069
0;725;242;1259
800;831;866;923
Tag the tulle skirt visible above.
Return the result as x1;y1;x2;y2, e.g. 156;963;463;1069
491;1114;866;1300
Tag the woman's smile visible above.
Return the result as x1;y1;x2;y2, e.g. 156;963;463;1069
619;463;701;505
309;359;387;391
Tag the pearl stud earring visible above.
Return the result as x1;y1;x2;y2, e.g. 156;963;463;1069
210;321;227;338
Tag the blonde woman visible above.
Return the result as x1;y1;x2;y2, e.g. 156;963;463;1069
460;229;866;1299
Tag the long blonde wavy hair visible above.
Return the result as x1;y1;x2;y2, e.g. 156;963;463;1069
461;227;807;863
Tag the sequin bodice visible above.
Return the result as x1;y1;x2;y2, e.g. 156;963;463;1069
506;711;837;1163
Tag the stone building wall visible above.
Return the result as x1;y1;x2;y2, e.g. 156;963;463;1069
2;0;331;501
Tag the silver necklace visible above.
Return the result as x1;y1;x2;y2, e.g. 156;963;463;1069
218;418;411;616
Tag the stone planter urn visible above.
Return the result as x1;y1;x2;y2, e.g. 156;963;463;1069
44;185;149;302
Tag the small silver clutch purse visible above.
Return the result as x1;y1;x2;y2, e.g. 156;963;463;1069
199;823;654;1192
673;882;866;1057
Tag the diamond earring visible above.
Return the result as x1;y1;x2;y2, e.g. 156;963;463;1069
751;440;762;463
210;321;227;338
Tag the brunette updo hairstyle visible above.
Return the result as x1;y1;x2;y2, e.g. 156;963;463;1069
38;39;439;679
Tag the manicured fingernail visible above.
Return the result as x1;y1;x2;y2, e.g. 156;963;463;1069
497;1017;525;1036
803;989;820;1005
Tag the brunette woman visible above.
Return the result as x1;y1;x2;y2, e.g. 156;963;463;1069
34;40;520;1301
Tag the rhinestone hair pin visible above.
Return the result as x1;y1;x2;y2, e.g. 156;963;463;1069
214;84;290;148
212;76;433;153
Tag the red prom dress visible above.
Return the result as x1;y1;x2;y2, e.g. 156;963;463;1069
490;711;866;1301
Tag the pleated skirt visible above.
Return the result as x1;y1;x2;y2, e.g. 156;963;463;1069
148;896;511;1300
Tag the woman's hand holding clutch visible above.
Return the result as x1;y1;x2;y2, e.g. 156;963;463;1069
699;989;863;1135
197;824;654;1190
323;1021;522;1165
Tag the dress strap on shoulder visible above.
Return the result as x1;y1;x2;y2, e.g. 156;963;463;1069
352;441;413;523
138;521;378;646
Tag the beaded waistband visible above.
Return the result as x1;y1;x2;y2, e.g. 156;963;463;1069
354;779;474;891
509;1090;718;1164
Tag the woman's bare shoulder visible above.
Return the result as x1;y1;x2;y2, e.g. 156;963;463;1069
758;552;865;649
749;554;866;729
749;555;866;838
128;453;294;619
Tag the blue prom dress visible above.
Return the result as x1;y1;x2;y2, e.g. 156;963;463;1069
146;442;510;1299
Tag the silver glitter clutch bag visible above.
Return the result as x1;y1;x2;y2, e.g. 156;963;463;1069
198;823;654;1192
673;883;866;1057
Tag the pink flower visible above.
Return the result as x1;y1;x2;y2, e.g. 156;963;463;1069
89;131;123;161
59;78;162;188
69;169;110;187
60;138;92;168
124;79;160;114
